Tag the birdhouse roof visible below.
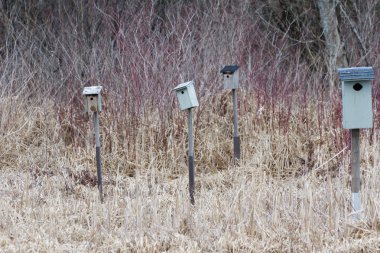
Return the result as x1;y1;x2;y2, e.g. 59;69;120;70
220;65;239;74
173;80;194;91
338;67;375;81
83;86;102;95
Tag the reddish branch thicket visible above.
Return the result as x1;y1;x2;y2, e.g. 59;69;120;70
0;0;380;175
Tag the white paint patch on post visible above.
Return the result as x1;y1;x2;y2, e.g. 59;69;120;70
351;128;360;221
352;192;362;220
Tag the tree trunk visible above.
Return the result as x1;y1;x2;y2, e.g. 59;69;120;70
317;0;348;85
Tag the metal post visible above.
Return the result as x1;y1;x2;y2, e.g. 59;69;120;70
93;112;104;203
351;128;361;220
188;108;195;205
232;88;240;161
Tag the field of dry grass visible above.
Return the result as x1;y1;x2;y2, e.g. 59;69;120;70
0;94;380;252
1;0;380;252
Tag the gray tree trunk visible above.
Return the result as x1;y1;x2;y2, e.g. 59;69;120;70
317;0;348;85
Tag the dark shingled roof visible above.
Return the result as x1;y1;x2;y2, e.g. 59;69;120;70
338;67;375;81
220;65;239;74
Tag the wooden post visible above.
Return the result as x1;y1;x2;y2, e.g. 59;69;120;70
93;112;104;203
351;128;361;220
232;88;240;161
188;108;195;205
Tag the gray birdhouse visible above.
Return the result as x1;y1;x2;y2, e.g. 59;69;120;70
338;67;375;129
83;86;103;114
173;81;199;110
221;65;239;89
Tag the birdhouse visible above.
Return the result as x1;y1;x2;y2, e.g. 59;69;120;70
221;65;240;89
338;67;375;129
83;86;103;114
173;81;199;110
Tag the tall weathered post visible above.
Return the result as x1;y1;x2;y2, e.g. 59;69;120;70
83;86;104;203
338;67;375;220
174;81;199;205
221;65;240;161
187;107;195;204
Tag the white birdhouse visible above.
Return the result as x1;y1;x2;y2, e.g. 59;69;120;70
173;81;199;110
83;86;103;114
338;67;375;129
221;65;239;89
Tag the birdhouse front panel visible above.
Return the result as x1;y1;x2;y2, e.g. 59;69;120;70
221;65;240;90
83;86;103;114
177;88;191;110
87;95;99;112
223;72;239;89
342;80;373;129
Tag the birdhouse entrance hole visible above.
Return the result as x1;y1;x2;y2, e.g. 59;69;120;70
353;83;363;91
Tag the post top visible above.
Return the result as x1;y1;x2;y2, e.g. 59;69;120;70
338;67;375;81
83;86;102;95
173;80;194;91
220;65;239;74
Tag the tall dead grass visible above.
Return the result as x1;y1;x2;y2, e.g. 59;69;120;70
0;86;379;251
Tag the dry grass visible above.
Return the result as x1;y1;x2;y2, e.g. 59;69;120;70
0;95;380;252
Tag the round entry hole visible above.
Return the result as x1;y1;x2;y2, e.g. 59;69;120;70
353;83;363;91
181;91;184;94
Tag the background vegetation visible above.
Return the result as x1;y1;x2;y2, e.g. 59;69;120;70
1;0;380;251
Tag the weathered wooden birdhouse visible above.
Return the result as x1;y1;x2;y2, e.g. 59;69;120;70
221;65;240;89
83;86;103;114
338;67;375;129
173;81;199;110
